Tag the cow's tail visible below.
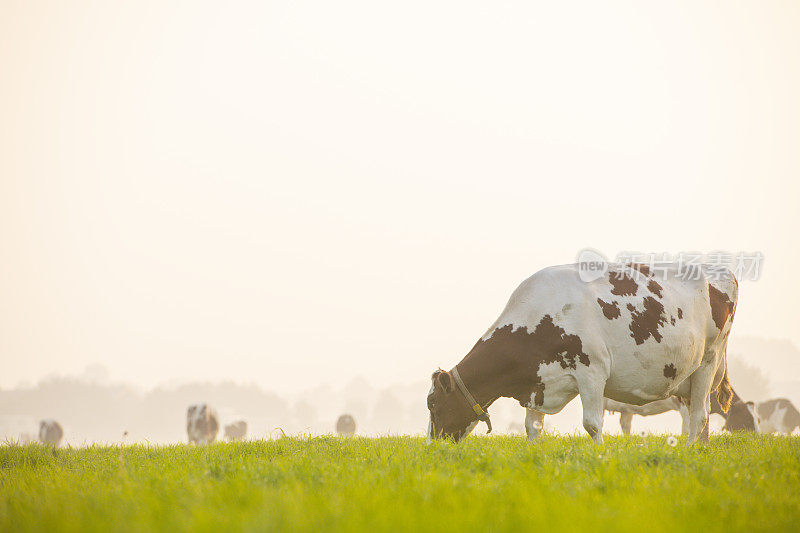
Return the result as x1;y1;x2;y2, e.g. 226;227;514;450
716;363;734;414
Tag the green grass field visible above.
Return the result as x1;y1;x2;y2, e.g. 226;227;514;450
1;434;798;532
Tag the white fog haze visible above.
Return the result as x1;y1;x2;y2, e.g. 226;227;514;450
1;336;796;444
1;1;799;443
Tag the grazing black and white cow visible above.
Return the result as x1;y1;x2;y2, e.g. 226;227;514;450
187;404;219;444
718;390;759;432
335;414;356;436
427;263;738;443
223;420;247;441
39;420;63;446
754;398;800;434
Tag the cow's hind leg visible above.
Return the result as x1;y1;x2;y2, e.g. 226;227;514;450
579;385;606;443
678;401;690;435
525;408;545;441
700;399;711;440
619;411;633;435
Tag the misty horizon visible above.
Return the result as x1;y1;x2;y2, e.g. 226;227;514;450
4;333;799;394
3;334;798;445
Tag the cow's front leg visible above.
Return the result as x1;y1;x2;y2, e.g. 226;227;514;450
579;385;606;443
525;408;545;441
688;364;715;443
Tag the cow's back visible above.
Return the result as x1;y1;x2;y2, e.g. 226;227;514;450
485;263;736;407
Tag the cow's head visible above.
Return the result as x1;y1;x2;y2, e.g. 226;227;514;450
723;400;759;432
426;369;480;442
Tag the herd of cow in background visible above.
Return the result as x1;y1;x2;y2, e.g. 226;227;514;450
27;395;799;447
183;403;359;445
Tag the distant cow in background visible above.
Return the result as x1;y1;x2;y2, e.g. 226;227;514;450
224;420;247;441
336;414;356;436
506;421;525;434
39;420;63;446
719;392;759;432
755;399;800;434
187;404;219;444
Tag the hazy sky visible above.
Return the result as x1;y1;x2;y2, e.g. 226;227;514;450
1;1;799;392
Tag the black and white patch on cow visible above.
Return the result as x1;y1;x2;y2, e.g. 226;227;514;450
722;400;759;432
427;262;738;444
187;403;220;444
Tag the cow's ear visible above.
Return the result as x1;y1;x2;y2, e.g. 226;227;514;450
433;370;454;394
